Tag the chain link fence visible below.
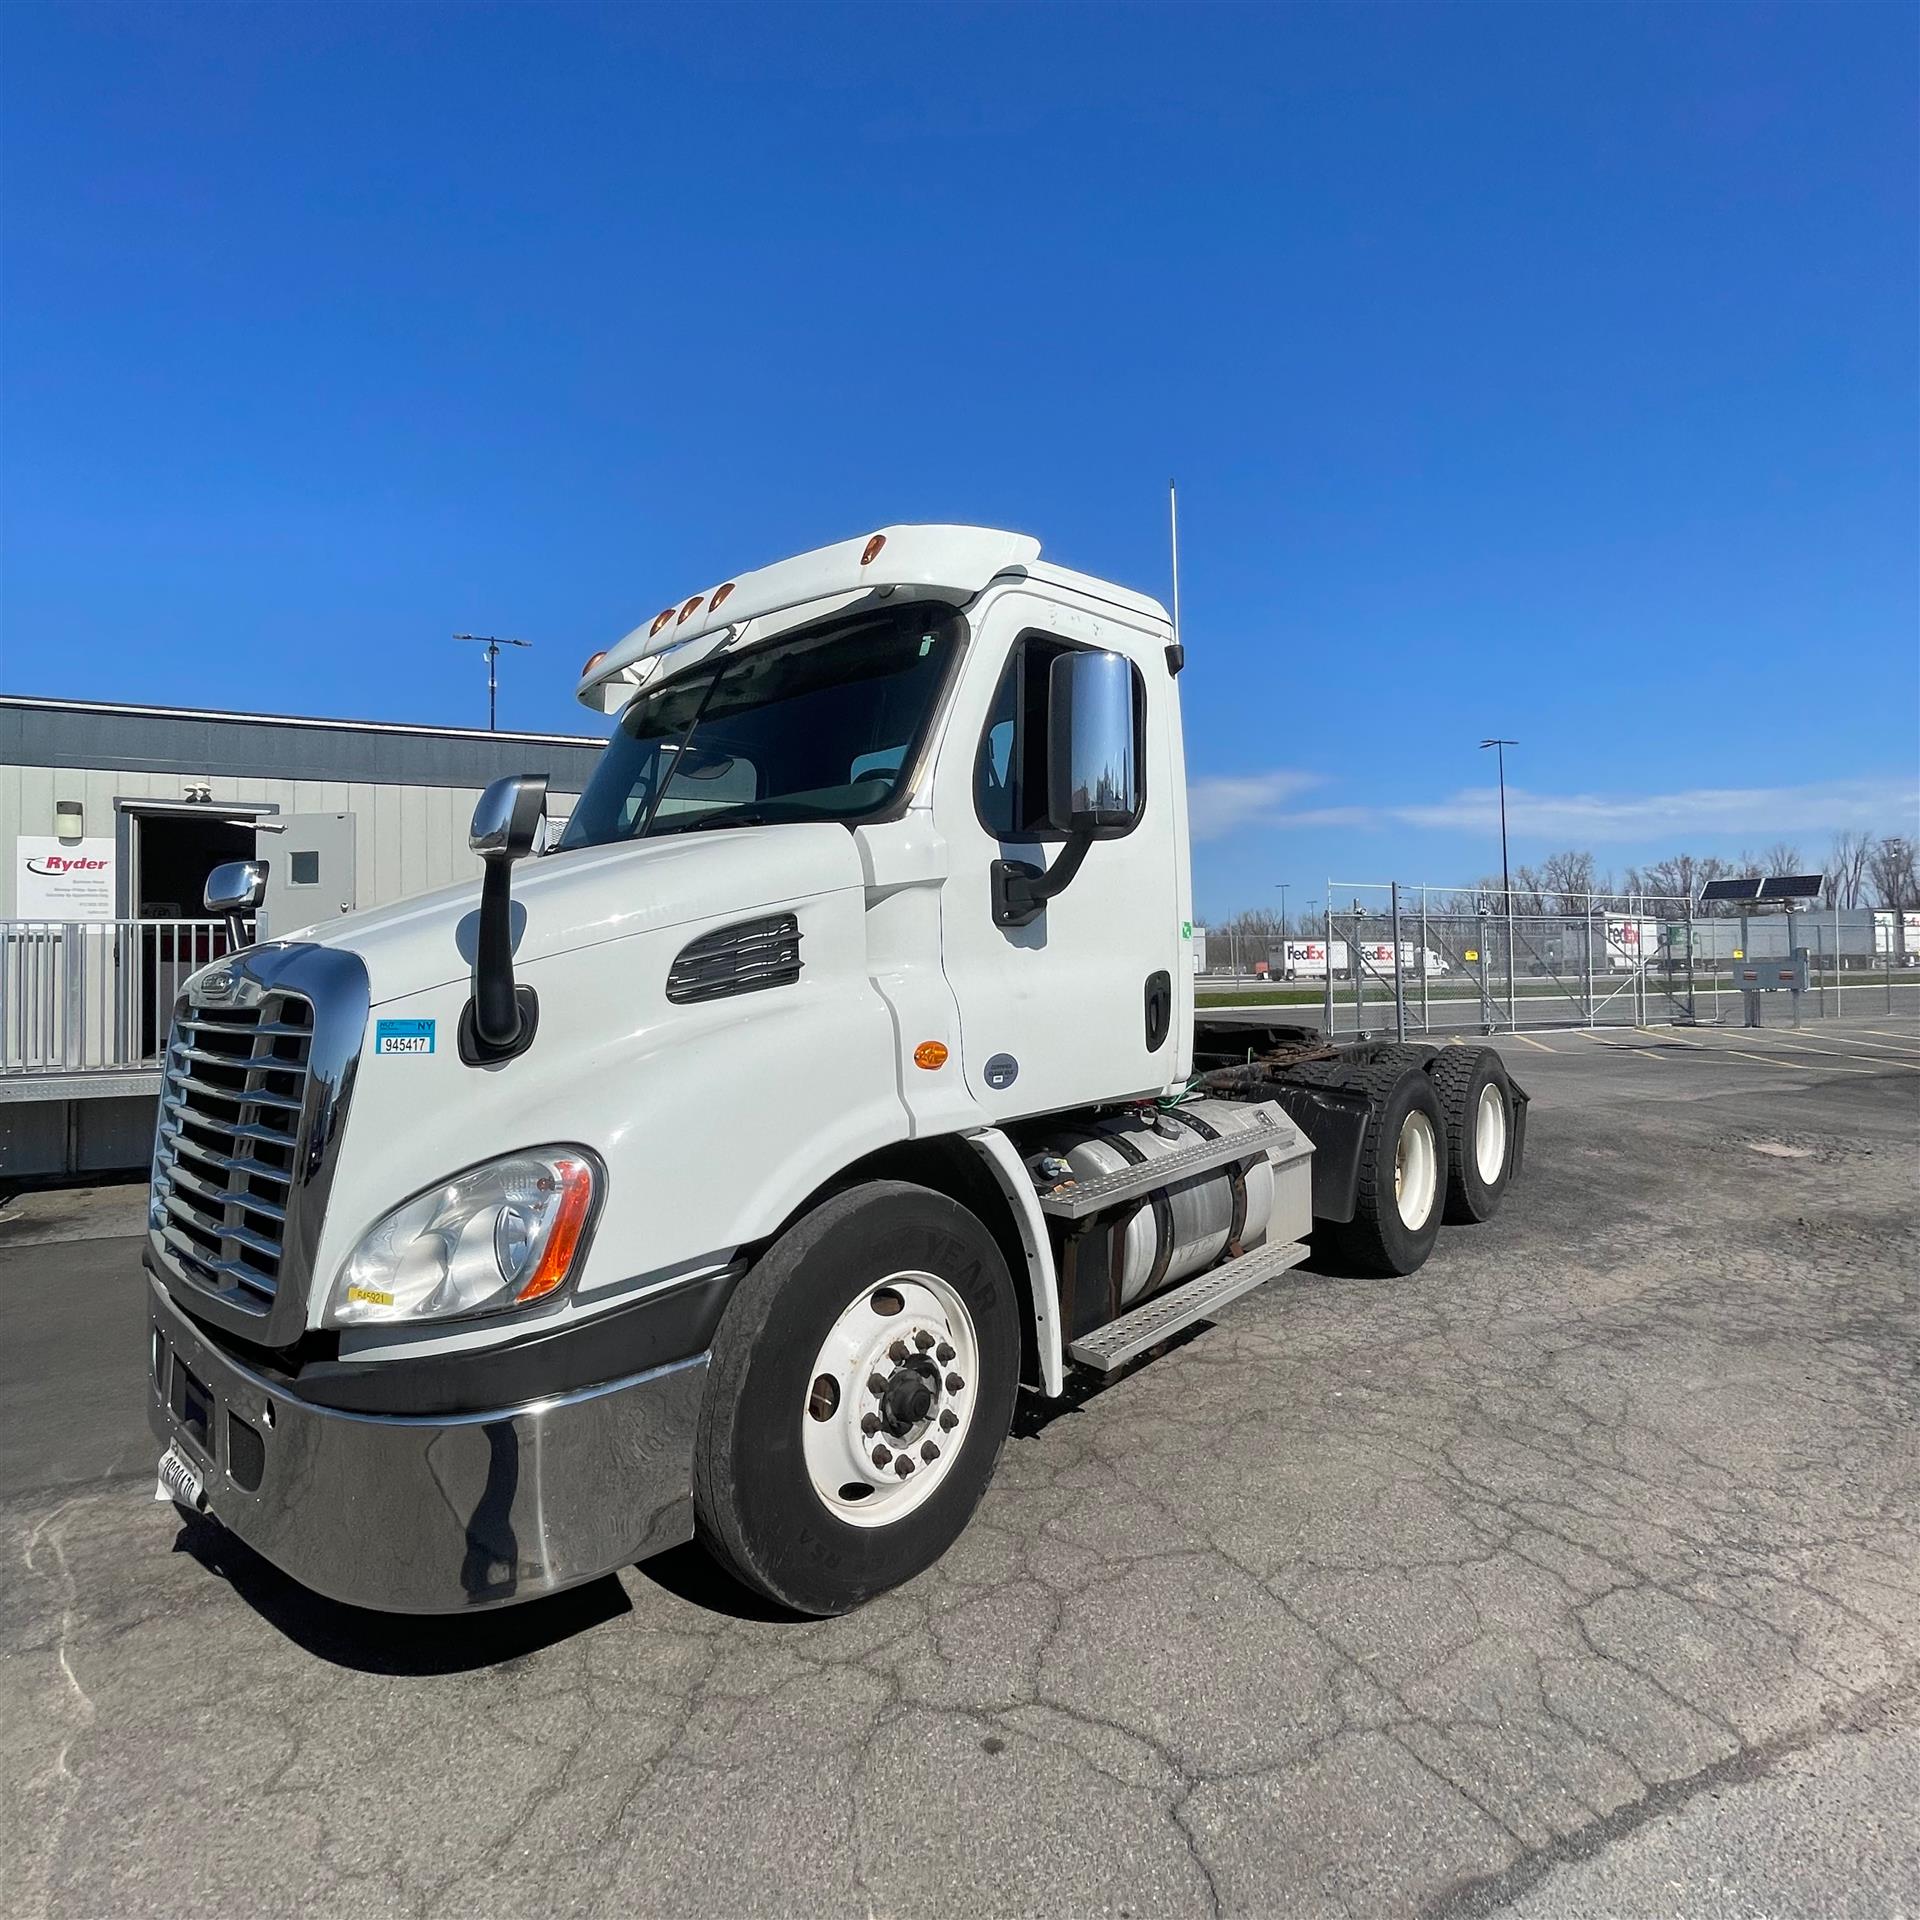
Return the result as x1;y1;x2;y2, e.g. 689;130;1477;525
1197;887;1920;1036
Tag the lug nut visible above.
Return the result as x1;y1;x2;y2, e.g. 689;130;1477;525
914;1330;935;1351
860;1413;882;1436
866;1373;889;1396
921;1442;941;1463
939;1410;958;1431
895;1456;915;1477
889;1339;910;1363
872;1444;892;1467
936;1342;955;1363
945;1372;964;1394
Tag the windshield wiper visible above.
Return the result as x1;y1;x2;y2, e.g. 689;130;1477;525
649;808;783;838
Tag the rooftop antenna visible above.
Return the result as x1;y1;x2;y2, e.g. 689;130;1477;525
453;633;533;732
1166;479;1185;674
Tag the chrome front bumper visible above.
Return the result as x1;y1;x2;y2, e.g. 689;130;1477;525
147;1279;706;1613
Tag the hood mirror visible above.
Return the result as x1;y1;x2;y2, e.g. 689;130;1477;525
470;773;548;858
465;774;548;1062
205;859;267;951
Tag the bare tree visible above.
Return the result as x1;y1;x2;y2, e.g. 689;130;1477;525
1537;849;1597;913
1825;831;1873;908
1867;835;1918;908
1626;852;1736;911
1762;841;1803;878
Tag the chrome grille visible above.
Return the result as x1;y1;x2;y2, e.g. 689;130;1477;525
151;997;314;1308
666;913;803;1005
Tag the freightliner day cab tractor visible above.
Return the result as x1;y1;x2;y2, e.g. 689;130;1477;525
148;527;1527;1617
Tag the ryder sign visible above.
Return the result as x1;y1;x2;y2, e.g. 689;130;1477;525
17;837;116;919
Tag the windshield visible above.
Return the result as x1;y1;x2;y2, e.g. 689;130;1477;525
558;601;965;850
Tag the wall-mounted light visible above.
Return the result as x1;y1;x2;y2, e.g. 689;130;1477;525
54;798;85;843
184;781;212;803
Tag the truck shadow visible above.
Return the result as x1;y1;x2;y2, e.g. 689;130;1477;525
634;1542;806;1622
172;1512;633;1672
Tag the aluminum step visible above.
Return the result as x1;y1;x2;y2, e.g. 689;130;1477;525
1034;1105;1290;1220
1067;1239;1311;1373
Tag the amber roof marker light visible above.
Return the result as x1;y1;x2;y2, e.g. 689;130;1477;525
709;581;736;613
861;534;887;566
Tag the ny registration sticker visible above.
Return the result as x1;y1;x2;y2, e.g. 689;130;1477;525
376;1019;435;1056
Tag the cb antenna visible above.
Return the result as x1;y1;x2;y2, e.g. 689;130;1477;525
453;633;533;733
1166;479;1185;673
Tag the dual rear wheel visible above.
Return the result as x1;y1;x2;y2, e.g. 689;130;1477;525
1333;1046;1517;1274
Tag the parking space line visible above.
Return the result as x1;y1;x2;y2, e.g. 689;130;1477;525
1724;1033;1920;1072
1770;1030;1920;1059
1507;1032;1558;1052
1690;1040;1879;1074
1637;1027;1707;1047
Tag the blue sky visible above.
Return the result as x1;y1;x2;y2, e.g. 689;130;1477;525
4;1;1915;918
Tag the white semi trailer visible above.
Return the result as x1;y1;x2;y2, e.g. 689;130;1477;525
1279;939;1349;980
145;526;1528;1616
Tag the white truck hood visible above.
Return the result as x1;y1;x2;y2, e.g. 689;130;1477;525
277;824;866;1007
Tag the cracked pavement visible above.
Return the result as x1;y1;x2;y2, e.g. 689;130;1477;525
4;1017;1917;1917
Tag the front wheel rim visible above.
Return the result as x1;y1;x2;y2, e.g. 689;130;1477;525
801;1270;979;1529
1473;1082;1508;1184
1394;1109;1439;1229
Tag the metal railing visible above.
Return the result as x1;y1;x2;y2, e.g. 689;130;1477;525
1;919;243;1076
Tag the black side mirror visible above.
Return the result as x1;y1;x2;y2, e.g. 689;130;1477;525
205;859;267;950
466;774;547;1060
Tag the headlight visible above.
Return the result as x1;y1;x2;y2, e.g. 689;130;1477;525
328;1148;600;1328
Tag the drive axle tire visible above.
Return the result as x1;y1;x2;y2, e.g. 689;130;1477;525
1428;1046;1515;1223
1334;1061;1447;1276
692;1180;1019;1616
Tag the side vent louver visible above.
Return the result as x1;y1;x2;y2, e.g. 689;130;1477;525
667;913;803;1005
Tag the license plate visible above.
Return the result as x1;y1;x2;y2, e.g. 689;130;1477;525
154;1443;206;1511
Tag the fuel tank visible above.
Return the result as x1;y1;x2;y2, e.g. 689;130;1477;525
1024;1098;1286;1307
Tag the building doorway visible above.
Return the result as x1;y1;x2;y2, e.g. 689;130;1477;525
124;805;266;1059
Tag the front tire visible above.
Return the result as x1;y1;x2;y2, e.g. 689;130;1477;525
692;1180;1019;1616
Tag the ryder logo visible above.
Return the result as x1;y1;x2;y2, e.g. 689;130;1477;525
25;855;110;877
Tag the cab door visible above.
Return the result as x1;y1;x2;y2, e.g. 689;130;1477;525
933;587;1183;1123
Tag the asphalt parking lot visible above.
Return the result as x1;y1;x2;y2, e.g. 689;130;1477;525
4;1015;1917;1919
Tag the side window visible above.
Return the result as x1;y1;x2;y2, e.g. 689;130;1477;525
974;635;1146;840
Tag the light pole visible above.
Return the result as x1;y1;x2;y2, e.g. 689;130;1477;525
1274;882;1290;938
1480;738;1518;1029
454;634;534;732
1479;739;1517;907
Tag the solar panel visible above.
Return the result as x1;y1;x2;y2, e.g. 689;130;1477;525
1699;877;1763;902
1759;874;1824;901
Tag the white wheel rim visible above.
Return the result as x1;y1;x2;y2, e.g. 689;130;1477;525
1473;1082;1508;1184
1394;1109;1439;1230
801;1270;979;1529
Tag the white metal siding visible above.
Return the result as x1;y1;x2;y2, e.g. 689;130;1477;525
0;761;584;918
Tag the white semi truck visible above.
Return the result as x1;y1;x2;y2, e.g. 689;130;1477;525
146;526;1527;1617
